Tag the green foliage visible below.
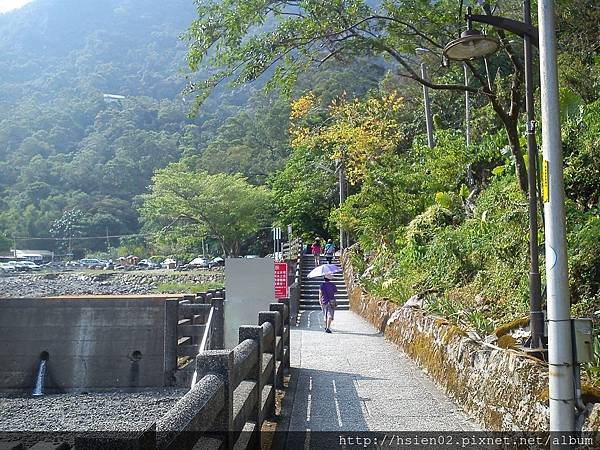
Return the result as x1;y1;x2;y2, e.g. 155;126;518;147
406;205;455;247
562;99;600;210
0;232;9;252
568;213;600;306
0;1;295;256
139;164;273;257
157;281;224;294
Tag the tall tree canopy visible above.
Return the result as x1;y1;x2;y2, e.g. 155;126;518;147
139;164;273;257
186;0;529;190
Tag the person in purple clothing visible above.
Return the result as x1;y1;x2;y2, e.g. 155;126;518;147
319;275;337;333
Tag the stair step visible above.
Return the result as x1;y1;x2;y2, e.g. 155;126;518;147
300;301;349;306
299;305;350;310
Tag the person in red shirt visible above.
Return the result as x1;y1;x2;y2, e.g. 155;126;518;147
311;238;322;266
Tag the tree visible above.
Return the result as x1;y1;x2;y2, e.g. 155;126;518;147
139;164;273;256
49;209;87;255
0;232;10;253
185;0;529;190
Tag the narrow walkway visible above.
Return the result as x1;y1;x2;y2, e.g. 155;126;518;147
280;308;478;447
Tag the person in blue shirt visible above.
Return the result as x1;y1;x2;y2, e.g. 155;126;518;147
323;239;335;264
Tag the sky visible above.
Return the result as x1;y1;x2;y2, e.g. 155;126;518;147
0;0;34;14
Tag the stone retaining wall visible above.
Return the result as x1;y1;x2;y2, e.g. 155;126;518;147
340;251;600;432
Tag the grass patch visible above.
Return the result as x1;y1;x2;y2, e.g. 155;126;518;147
157;281;224;293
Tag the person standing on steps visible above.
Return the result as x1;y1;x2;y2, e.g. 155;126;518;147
323;239;335;264
311;238;321;266
319;275;337;333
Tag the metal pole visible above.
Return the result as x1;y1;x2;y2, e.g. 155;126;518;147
338;162;345;249
524;0;544;350
538;0;575;434
421;63;435;148
483;57;493;91
463;64;471;147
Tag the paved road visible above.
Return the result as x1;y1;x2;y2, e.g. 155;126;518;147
279;309;478;447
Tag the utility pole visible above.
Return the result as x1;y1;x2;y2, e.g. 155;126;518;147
337;159;347;249
420;63;434;149
463;64;471;147
538;0;575;434
523;0;544;350
105;227;110;252
13;234;16;258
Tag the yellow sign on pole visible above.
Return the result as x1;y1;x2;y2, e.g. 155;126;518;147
542;159;549;202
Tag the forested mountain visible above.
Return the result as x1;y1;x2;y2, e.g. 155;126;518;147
0;0;291;254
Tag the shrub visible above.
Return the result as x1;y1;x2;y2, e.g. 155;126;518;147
406;205;455;247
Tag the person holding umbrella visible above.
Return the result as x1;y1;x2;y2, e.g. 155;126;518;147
307;263;342;333
319;275;337;333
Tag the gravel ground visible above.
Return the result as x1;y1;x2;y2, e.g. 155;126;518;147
0;270;223;297
0;389;187;432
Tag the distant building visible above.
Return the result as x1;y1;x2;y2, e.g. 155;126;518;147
0;249;54;263
103;93;125;104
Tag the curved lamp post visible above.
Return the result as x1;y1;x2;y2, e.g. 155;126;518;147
444;5;545;353
444;2;577;435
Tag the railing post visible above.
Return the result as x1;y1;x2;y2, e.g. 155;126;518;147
183;294;198;346
211;295;225;350
261;310;283;388
164;298;179;386
239;325;264;446
269;303;287;387
196;349;234;449
259;311;280;418
274;299;290;373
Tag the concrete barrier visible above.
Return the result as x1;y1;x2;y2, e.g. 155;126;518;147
0;291;225;393
152;302;289;450
0;296;178;392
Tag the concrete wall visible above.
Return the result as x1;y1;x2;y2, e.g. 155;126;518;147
224;258;274;348
0;296;173;392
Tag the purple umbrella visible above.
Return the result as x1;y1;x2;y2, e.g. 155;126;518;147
307;264;342;279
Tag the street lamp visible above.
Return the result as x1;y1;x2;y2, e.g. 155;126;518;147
443;4;544;352
444;1;576;434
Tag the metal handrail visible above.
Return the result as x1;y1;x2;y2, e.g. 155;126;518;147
190;305;214;388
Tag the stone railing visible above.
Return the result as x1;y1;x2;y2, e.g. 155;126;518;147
340;250;600;433
287;238;302;324
77;298;291;449
158;298;290;449
282;236;301;261
165;289;226;387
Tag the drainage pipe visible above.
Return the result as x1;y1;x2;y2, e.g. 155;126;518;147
32;352;49;397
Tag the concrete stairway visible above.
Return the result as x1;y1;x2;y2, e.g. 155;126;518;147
300;254;349;310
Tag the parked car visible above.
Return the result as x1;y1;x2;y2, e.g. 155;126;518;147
209;257;225;268
0;262;16;272
161;258;177;269
8;261;33;272
188;257;209;268
43;261;64;270
137;259;160;269
79;258;102;266
78;258;108;269
18;261;42;271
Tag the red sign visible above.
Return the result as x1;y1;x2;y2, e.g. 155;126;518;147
274;262;288;299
